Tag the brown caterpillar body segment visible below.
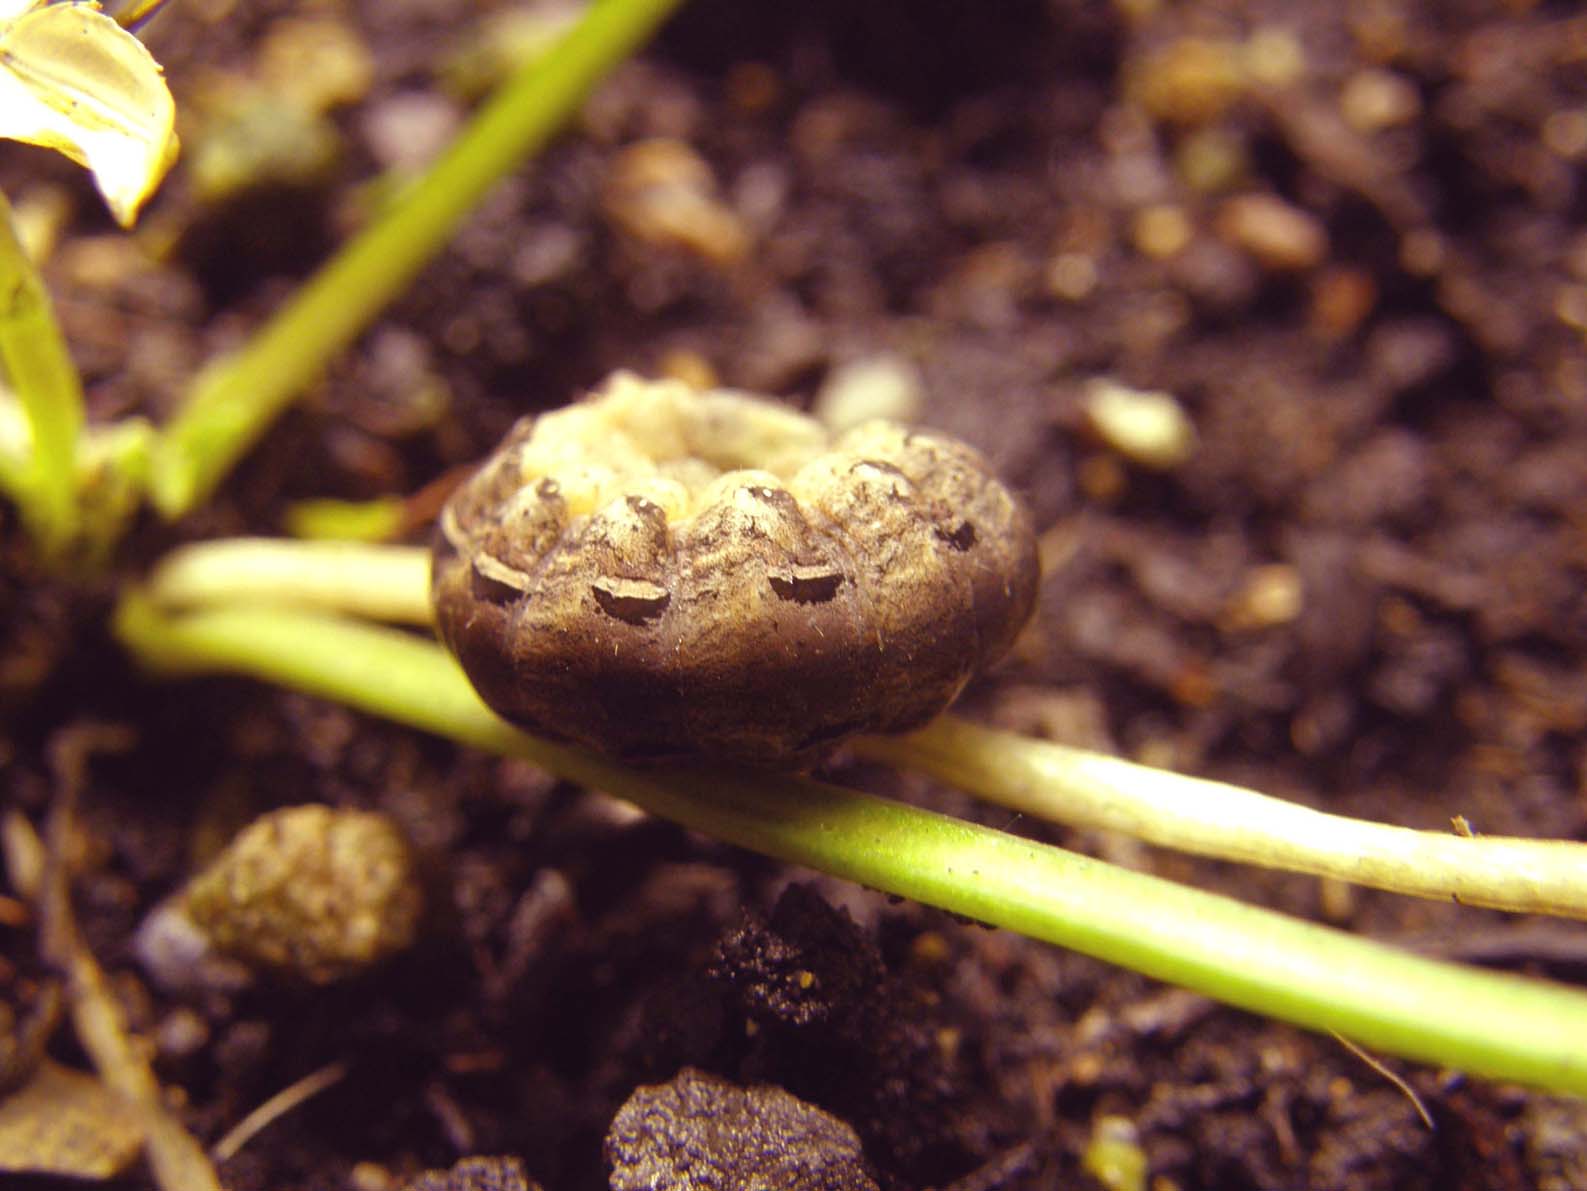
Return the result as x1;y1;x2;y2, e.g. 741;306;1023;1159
431;372;1038;764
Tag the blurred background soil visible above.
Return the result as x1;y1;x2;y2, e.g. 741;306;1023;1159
4;1;1587;1188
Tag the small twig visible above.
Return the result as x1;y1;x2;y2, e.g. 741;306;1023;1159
38;724;225;1191
1;808;47;901
1330;1032;1435;1131
209;1062;349;1164
425;1080;477;1154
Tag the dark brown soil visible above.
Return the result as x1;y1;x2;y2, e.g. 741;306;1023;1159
5;1;1587;1188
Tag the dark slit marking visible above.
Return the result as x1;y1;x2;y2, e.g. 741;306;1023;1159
592;577;671;624
470;564;527;608
936;520;977;551
768;567;844;605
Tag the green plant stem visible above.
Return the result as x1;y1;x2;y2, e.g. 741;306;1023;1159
110;591;1587;1095
0;189;84;550
0;434;30;511
145;537;433;624
147;0;685;517
137;536;1587;921
282;496;407;542
859;718;1587;920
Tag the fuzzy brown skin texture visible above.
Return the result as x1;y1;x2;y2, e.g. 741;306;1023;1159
432;373;1039;764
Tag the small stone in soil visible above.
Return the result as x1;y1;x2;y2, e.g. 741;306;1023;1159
402;1155;540;1191
605;1067;879;1191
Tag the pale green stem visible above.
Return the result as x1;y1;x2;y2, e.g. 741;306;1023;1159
858;719;1587;920
110;592;1587;1095
148;0;686;517
145;538;433;625
0;438;31;511
282;496;407;542
0;189;83;551
140;536;1587;921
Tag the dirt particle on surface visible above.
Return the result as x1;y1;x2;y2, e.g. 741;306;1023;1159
605;1067;878;1191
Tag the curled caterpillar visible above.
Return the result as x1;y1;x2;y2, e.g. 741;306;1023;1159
432;372;1038;765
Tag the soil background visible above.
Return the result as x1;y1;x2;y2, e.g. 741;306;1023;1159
5;1;1587;1188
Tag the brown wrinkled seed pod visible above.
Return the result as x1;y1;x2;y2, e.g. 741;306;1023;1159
432;372;1039;765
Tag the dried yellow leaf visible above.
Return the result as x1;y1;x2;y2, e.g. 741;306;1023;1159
0;1058;145;1178
0;0;178;226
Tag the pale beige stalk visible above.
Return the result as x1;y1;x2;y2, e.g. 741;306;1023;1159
146;538;433;626
860;716;1587;920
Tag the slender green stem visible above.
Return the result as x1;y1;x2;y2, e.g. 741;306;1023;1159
0;189;84;550
859;718;1587;920
148;0;686;517
111;592;1587;1095
0;436;32;510
282;496;407;542
139;536;1587;921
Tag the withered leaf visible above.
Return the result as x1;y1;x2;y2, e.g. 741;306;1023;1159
0;1058;145;1178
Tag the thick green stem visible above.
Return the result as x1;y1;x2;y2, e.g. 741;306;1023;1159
112;592;1587;1095
0;189;84;550
148;0;685;516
